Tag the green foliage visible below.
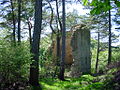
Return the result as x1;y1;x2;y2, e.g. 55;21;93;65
39;36;55;78
112;48;120;62
114;0;120;7
91;39;120;73
90;0;112;15
82;82;103;90
66;10;80;29
82;0;120;15
91;48;108;73
0;39;31;82
82;0;88;6
91;39;98;49
40;75;105;90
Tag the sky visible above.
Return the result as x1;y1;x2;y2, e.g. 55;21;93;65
0;1;120;46
47;1;120;46
64;2;90;15
66;2;120;46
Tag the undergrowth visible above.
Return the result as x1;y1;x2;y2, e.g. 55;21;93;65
40;75;104;90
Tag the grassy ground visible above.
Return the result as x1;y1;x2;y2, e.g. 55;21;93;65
40;75;104;90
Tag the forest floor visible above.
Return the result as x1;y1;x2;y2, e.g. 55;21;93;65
40;75;104;90
40;61;120;90
1;62;119;90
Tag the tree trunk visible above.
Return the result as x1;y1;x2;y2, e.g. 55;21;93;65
55;0;62;61
95;32;100;73
56;35;61;65
108;2;112;65
29;0;42;88
55;0;62;66
27;19;32;47
10;0;16;43
55;0;62;31
58;0;66;80
18;0;21;43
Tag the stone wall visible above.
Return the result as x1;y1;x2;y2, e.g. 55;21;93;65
52;24;91;77
52;31;73;65
70;24;91;77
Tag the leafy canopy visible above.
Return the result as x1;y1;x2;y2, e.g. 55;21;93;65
82;0;120;15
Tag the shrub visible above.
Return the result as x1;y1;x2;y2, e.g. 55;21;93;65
0;40;31;84
112;48;120;62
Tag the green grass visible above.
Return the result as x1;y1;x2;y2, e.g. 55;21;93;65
40;75;104;90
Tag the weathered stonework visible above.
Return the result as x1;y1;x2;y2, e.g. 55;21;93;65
70;24;91;77
51;24;91;77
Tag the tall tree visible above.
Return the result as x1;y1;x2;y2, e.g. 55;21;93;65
58;0;66;80
95;31;100;73
45;0;63;77
27;18;32;47
10;0;16;43
29;0;42;88
82;0;113;65
55;0;62;60
108;0;112;65
114;8;120;29
17;0;22;43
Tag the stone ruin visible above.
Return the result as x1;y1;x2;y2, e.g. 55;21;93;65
52;24;91;77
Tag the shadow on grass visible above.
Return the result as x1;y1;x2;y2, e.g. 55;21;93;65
40;75;104;90
32;85;42;90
